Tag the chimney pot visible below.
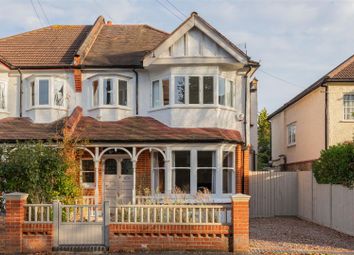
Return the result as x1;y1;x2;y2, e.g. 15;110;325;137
107;20;113;26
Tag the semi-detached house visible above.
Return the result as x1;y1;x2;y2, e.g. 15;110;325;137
0;12;259;205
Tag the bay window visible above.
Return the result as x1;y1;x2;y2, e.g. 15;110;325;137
218;77;225;105
103;78;113;105
189;76;200;104
172;151;191;193
30;81;35;106
91;78;129;108
81;159;95;186
118;80;127;106
222;151;234;194
38;79;49;105
28;78;66;108
203;76;214;104
152;152;165;193
197;151;216;193
152;80;160;108
54;79;64;106
0;81;6;110
162;79;170;106
92;80;99;107
344;94;354;120
175;76;185;104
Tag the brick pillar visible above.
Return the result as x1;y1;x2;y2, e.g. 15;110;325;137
232;193;251;253
243;146;250;195
5;192;28;254
235;144;243;193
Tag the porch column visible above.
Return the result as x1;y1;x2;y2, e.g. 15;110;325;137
94;147;99;205
132;147;137;204
165;147;172;195
215;146;223;196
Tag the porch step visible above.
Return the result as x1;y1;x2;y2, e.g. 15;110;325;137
53;245;108;253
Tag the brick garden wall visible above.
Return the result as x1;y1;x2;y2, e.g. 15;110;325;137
0;216;5;253
22;223;53;253
109;224;231;252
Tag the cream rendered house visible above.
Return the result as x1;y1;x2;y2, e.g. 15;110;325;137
269;55;354;171
0;13;259;205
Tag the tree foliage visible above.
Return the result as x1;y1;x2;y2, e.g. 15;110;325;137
313;142;354;188
0;142;81;203
257;108;271;170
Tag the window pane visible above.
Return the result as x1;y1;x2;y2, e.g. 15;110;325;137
119;80;127;106
162;79;170;105
82;172;95;183
218;77;225;105
121;159;133;175
203;76;214;104
152;80;160;108
174;168;190;193
154;168;165;194
344;94;354;120
223;169;233;193
197;168;215;193
197;151;215;167
82;160;94;171
175;76;185;104
0;82;5;109
104;159;117;175
82;160;94;184
223;152;233;168
38;80;49;105
103;79;113;105
93;80;99;106
153;152;165;168
54;80;64;106
226;80;233;107
173;151;190;167
189;76;199;104
31;81;35;106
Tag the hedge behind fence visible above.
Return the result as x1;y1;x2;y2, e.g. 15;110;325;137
313;142;354;188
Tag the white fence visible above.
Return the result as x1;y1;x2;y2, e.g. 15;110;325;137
250;170;354;236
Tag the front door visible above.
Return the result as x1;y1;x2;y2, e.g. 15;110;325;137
104;157;133;205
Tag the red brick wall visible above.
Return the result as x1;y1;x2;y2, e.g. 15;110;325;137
0;216;5;253
232;195;250;252
236;144;243;193
22;223;53;253
109;224;231;252
136;150;151;195
243;146;250;195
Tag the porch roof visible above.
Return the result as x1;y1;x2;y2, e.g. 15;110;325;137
0;115;242;144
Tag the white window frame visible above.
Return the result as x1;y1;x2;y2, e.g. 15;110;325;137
103;78;114;105
287;122;296;146
80;158;95;188
343;93;354;120
222;151;235;194
151;152;165;194
172;150;192;194
0;80;7;111
196;150;217;194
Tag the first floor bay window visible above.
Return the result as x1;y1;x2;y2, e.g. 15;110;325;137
203;76;214;104
119;80;127;106
152;80;160;108
103;78;113;105
29;78;66;108
81;159;95;186
152;152;165;193
0;81;6;110
38;79;49;105
219;77;235;107
92;80;99;107
222;151;234;193
172;151;191;193
197;151;216;193
175;76;185;104
54;79;64;106
189;76;200;104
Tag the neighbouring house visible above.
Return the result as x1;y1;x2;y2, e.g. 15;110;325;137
269;55;354;171
0;12;259;205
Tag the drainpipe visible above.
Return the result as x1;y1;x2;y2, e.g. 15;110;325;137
243;66;252;148
17;68;23;117
321;83;328;149
133;69;139;115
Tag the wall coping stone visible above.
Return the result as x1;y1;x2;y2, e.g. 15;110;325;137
231;193;251;202
5;192;28;201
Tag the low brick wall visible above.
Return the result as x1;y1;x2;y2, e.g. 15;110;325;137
22;223;53;253
109;224;231;252
0;216;5;253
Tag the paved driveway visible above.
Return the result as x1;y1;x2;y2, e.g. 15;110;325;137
251;217;354;254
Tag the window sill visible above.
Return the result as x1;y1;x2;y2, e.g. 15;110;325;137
88;105;131;111
340;120;354;123
82;183;95;189
26;106;67;111
287;143;296;148
0;110;9;114
149;105;238;113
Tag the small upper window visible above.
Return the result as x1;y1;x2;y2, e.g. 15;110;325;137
92;80;99;107
343;94;354;120
118;80;127;106
38;79;49;105
54;79;64;106
103;78;113;105
288;123;296;146
152;80;160;108
0;81;6;110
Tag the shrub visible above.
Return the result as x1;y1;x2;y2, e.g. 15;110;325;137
313;142;354;188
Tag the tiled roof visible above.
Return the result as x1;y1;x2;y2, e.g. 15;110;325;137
0;117;63;141
83;25;169;67
328;54;354;79
0;25;92;68
0;114;242;144
73;116;242;143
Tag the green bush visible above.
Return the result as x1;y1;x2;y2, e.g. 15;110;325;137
313;142;354;188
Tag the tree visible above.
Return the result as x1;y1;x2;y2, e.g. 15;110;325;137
257;108;271;170
0;142;81;204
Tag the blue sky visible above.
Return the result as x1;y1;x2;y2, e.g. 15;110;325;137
1;0;354;114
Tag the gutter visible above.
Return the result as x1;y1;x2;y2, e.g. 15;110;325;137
17;68;23;117
133;69;139;115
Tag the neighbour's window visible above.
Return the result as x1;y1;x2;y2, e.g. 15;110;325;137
162;79;170;106
152;152;165;194
0;82;5;110
30;81;35;106
92;80;99;107
189;76;200;104
218;77;225;105
173;151;191;193
104;159;117;175
54;80;64;106
203;76;214;104
288;123;296;146
222;151;234;193
82;159;95;184
175;76;185;104
343;94;354;120
152;80;160;108
197;151;216;193
118;80;128;106
38;79;49;105
121;159;133;175
103;78;113;105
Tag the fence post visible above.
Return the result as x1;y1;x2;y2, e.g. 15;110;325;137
5;192;28;254
104;200;110;248
232;193;251;253
52;200;60;248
